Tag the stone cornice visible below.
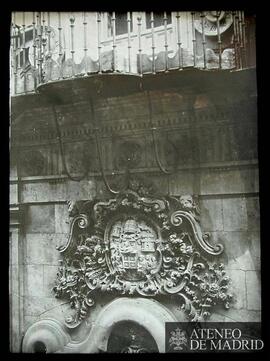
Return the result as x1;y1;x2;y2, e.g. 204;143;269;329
9;160;258;184
11;107;256;147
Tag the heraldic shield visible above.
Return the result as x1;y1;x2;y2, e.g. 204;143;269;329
107;217;162;281
53;178;232;329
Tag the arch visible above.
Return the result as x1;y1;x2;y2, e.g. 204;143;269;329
61;297;179;353
23;298;181;353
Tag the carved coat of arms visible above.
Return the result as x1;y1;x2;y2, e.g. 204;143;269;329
53;178;232;329
108;218;161;280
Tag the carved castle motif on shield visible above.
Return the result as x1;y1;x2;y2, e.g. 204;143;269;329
53;178;233;329
108;218;161;280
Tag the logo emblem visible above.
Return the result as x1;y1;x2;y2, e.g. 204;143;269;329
169;328;188;351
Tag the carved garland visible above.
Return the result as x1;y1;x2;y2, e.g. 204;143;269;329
53;179;232;328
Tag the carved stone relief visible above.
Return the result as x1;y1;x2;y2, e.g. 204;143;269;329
115;141;142;169
107;321;159;353
53;177;232;329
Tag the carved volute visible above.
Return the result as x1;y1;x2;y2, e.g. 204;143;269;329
53;177;232;329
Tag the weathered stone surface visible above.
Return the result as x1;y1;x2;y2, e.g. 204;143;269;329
26;205;55;233
35;302;72;325
21;179;97;203
168;171;195;195
222;197;248;231
200;198;223;231
10;164;18;178
22;182;60;203
24;315;39;332
151;174;169;195
246;197;260;231
211;231;260;271
200;168;258;195
25;233;67;266
226;269;246;310
95;177;120;199
200;171;224;195
24;265;44;297
43;265;60;298
23;295;65;317
215;309;261;322
248;231;261;270
66;179;97;200
10;230;19;266
246;270;261;311
55;204;70;234
10;184;18;205
10;265;19;295
207;312;226;322
10;262;24;352
222;168;257;194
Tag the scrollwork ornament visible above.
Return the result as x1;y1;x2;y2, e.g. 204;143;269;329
53;182;232;328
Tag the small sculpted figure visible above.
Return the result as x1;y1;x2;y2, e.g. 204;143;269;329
179;194;200;221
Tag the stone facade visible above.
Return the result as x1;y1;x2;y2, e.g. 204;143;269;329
10;12;258;353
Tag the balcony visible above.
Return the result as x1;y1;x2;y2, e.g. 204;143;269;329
10;11;256;96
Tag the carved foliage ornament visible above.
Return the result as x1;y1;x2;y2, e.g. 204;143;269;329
194;11;233;36
53;179;232;328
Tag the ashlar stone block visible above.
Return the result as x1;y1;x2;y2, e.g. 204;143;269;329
200;198;223;231
222;197;248;231
226;269;246;310
25;233;67;266
43;265;60;298
246;270;261;311
55;204;70;234
214;231;260;271
26;205;55;233
24;264;44;297
23;295;64;317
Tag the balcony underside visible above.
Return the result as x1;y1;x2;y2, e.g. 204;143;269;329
11;67;257;113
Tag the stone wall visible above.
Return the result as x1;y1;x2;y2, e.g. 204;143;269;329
10;71;259;351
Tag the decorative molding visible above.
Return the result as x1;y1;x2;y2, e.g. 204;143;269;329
53;177;232;329
24;298;177;353
11;119;257;179
11;105;256;146
194;11;233;36
9;159;259;185
22;318;71;353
